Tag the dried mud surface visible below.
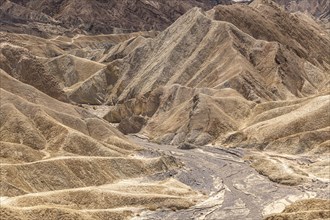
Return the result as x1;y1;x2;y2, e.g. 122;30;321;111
129;135;330;220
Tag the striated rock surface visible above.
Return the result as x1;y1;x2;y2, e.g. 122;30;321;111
0;0;329;219
1;0;233;36
0;68;201;219
265;199;330;219
92;2;330;151
274;0;330;21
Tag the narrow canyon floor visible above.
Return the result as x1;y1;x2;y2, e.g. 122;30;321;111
128;135;330;220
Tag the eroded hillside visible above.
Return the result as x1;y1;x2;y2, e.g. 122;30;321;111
0;0;233;36
0;0;329;219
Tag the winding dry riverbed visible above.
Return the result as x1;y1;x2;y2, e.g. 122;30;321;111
129;135;330;220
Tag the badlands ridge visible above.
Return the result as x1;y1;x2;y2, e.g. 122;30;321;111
0;0;329;219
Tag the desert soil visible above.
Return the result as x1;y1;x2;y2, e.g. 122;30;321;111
129;135;330;220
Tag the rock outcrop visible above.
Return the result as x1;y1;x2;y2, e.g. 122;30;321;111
91;2;330;150
1;0;233;36
1;0;329;219
0;68;200;219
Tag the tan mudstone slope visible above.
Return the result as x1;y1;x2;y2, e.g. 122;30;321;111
0;70;201;219
97;1;330;151
0;0;329;219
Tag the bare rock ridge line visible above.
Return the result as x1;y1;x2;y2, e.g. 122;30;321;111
0;0;329;219
0;0;232;36
1;0;328;36
78;2;328;150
